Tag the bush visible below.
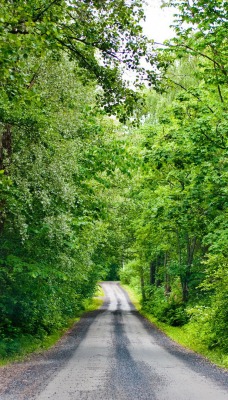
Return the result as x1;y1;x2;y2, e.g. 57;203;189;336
143;286;189;326
119;260;141;287
187;292;228;353
160;302;189;326
211;294;228;352
0;334;41;360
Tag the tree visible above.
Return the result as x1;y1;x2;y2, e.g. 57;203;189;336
0;0;155;233
119;0;227;342
0;55;132;340
0;0;154;117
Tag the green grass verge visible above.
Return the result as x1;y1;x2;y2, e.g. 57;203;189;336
0;285;104;367
122;283;228;369
94;283;105;299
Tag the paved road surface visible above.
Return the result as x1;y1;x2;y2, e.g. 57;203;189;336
0;282;227;399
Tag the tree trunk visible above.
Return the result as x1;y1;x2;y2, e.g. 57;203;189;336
150;260;156;285
164;251;171;295
155;252;164;287
181;234;197;302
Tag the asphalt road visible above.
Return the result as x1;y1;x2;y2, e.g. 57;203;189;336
0;282;227;400
36;282;227;400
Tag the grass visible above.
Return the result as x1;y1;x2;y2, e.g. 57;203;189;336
0;285;104;367
94;283;105;299
122;283;228;369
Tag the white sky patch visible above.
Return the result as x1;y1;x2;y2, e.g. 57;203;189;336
123;1;175;85
143;0;176;42
123;1;176;85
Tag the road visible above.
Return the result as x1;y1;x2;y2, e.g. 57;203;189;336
0;282;227;400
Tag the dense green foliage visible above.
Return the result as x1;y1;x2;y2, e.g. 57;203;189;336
0;0;227;362
120;0;228;356
0;56;124;343
0;0;150;357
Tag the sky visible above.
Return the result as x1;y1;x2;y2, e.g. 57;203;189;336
121;1;176;84
142;0;175;42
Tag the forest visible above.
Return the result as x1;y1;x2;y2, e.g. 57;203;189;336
0;0;227;364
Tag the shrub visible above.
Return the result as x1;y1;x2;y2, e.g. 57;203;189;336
143;286;189;326
187;293;228;353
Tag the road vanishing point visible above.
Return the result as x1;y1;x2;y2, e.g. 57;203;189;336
0;282;227;400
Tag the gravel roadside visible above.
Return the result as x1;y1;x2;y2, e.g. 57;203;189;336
0;308;106;400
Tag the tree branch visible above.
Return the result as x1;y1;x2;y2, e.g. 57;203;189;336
33;0;61;22
164;77;215;114
154;41;227;78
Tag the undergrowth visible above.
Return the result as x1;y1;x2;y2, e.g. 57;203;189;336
0;285;104;366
